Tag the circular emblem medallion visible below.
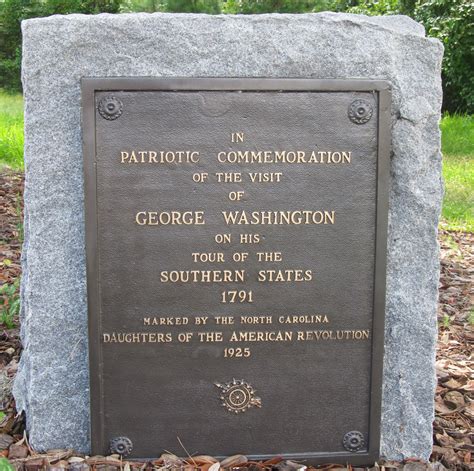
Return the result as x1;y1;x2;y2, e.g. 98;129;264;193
98;96;123;121
343;431;365;452
109;436;133;457
215;379;262;414
348;99;373;124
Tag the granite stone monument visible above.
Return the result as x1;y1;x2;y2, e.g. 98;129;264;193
14;12;443;463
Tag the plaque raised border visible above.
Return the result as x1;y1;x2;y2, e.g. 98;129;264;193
82;78;391;465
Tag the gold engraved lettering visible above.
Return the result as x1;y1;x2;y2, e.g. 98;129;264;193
240;316;273;325
195;316;209;325
296;330;370;341
278;315;329;324
192;252;225;263
240;234;260;244
229;331;293;342
223;347;251;359
248;172;283;183
177;333;193;342
257;269;313;282
216;150;351;164
215;172;242;183
143;317;189;326
256;252;282;262
120;150;200;164
160;270;246;283
135;211;205;226
214;316;235;325
231;132;244;143
222;210;335;225
103;332;173;343
197;332;224;342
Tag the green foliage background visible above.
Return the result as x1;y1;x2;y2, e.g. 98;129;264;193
0;0;121;90
416;0;473;115
0;0;473;113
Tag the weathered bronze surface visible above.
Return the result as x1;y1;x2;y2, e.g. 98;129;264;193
82;78;391;465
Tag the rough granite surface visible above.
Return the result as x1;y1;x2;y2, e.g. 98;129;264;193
14;12;443;461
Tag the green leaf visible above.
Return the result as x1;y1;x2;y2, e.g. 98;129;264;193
0;457;14;471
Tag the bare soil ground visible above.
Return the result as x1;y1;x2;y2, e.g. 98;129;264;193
0;171;472;470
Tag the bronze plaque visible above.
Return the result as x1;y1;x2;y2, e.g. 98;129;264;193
82;78;390;465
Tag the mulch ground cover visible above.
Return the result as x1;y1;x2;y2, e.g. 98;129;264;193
0;170;472;470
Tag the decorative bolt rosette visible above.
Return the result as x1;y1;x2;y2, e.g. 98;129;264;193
342;431;365;452
109;436;133;457
215;379;262;414
98;96;123;120
348;99;373;124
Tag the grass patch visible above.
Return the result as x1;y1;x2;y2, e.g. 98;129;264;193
441;115;474;232
441;114;474;156
0;278;20;329
0;93;472;231
0;91;24;170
